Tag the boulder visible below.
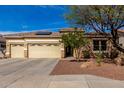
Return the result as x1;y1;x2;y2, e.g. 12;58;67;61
80;62;91;68
114;54;124;66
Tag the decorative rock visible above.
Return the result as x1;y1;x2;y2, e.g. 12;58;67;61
114;54;124;66
80;62;91;68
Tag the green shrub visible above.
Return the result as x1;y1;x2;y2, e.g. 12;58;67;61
96;53;102;66
110;49;119;59
83;50;90;58
101;52;110;58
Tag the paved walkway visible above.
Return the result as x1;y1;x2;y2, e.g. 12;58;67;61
0;58;124;88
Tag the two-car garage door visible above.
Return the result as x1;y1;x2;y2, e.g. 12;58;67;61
10;44;61;58
28;44;61;58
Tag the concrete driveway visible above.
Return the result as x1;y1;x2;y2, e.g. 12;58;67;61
0;58;124;88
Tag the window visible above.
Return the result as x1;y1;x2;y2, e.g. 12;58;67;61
1;44;6;48
93;40;99;51
101;40;107;51
120;44;123;46
93;40;107;51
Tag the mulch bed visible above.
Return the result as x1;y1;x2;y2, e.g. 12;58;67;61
50;59;124;80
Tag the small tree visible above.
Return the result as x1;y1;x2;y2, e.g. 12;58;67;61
0;48;6;58
61;28;89;62
65;5;124;53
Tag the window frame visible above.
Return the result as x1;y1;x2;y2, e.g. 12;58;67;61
93;40;107;51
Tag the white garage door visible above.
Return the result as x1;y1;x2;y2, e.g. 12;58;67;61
28;44;61;58
11;44;24;58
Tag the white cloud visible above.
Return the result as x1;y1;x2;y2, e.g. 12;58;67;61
22;25;28;29
38;5;66;10
0;31;30;35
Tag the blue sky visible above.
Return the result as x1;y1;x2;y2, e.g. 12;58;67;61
0;5;70;34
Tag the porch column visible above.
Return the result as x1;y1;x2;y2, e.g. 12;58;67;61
6;43;11;58
24;43;28;58
89;39;94;58
61;43;65;58
107;39;112;57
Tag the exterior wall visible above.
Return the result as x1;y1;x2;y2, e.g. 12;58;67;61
73;37;111;58
6;37;112;58
119;36;124;47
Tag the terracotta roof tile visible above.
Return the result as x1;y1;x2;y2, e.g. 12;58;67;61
4;28;114;39
4;31;61;39
117;30;124;33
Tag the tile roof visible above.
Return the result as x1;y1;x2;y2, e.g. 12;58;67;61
4;28;113;39
84;32;111;38
4;28;83;38
4;31;62;39
117;30;124;33
59;28;83;33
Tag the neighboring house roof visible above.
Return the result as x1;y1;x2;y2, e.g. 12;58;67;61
59;28;83;33
117;30;124;33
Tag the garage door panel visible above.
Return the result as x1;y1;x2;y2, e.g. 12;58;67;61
11;45;24;58
28;44;61;58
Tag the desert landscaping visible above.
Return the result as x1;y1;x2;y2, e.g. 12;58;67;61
51;58;124;80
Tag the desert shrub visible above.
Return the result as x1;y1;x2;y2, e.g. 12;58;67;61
83;50;90;58
96;53;102;66
110;49;119;59
101;52;109;58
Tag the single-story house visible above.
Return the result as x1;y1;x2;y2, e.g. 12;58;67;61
4;28;123;58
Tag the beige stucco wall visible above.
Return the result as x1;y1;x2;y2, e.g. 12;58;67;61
6;37;111;58
119;36;124;47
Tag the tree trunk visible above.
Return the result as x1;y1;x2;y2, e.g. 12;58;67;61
112;40;124;53
111;29;124;53
0;49;6;58
74;49;78;61
86;45;96;58
74;48;81;62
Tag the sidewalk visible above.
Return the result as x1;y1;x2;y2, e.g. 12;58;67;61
8;75;124;88
48;75;124;88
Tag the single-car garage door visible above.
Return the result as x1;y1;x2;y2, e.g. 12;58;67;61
28;43;61;58
11;44;24;58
